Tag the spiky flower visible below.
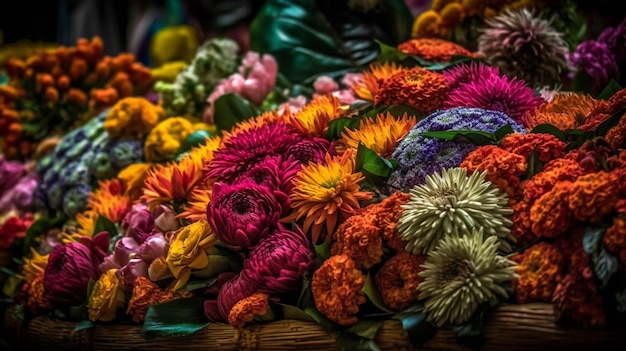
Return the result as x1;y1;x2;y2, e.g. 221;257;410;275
418;228;518;327
398;167;514;255
477;8;570;88
442;61;500;91
350;61;406;102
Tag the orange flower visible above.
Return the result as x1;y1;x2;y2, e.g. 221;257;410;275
287;94;345;137
330;213;383;270
177;181;212;223
568;171;616;223
117;162;152;201
522;93;599;131
142;156;204;210
311;254;366;326
20;247;49;283
228;292;270;329
397;38;478;62
374;67;449;114
509;195;535;245
460;145;527;196
499;133;566;163
350;61;405;102
25;273;53;315
126;277;192;323
603;215;626;266
369;191;411;253
375;251;425;311
523;158;583;202
512;242;565;304
554;226;589;271
281;150;373;244
552;266;606;328
529;181;573;238
604;111;626;150
579;88;626;131
88;178;132;223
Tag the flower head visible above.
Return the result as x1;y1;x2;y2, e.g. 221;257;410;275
284;137;334;165
207;181;289;248
512;241;565;304
529;180;573;238
398;167;515;254
234;154;302;196
418;228;518;326
375;67;449;114
288;94;346;137
375;251;425;311
460;145;527;196
350;61;405;102
88;178;133;224
442;61;501;91
216;273;261;322
126;276;192;323
552;267;606;328
330;212;383;270
281;151;373;244
88;268;126;322
143;117;197;162
142;156;203;210
311;254;366;326
398;38;478;62
228;292;270;329
522;93;599;131
104;97;163;139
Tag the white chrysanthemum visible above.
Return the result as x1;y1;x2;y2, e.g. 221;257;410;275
398;167;514;255
418;228;518;327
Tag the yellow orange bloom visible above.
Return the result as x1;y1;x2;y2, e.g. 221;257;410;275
530;181;573;238
350;61;405;102
178;181;213;223
117;162;153;200
142;156;203;210
412;10;444;38
522;93;599;131
104;97;163;139
228;292;270;329
126;277;193;323
460;145;527;196
143;117;197;162
512;242;565;304
374;67;449;114
179;135;222;166
339;112;417;159
166;219;218;290
398;38;477;62
25;273;53;315
281;150;373;244
88;269;126;322
88;178;132;223
288;95;346;137
370;191;411;253
20;247;49;283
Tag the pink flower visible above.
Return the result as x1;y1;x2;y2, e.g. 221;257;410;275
242;224;315;294
314;76;340;94
203;272;239;322
121;202;155;243
99;236;139;272
234;154;302;196
285;137;334;165
207;181;290;248
0;172;39;213
216;272;260;321
152;204;180;234
0;155;26;194
43;232;109;307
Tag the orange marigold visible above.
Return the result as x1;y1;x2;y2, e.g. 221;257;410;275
330;213;383;270
512;242;565;304
126;277;192;323
523;158;583;201
568;171;617;223
374;67;449;114
499;133;566;163
375;251;425;311
26;273;53;315
460;145;527;196
604;215;626;266
228;292;270;329
509;195;535;245
529;181;573;238
370;191;411;253
579;88;626;131
311;254;366;326
604;111;626;150
397;38;477;62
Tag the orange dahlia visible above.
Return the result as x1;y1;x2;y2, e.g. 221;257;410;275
397;38;478;62
512;241;565;304
350;61;406;102
287;94;346;137
374;67;449;114
281;150;373;244
339;111;417;159
142;156;204;211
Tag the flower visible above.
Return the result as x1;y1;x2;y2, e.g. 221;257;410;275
349;61;405;102
0;170;39;213
166;219;218;290
477;8;570;88
143;117;197;162
604;215;626;266
512;242;565;304
529;180;573;238
88;268;126;322
234;154;302;196
311;254;366;326
88;178;133;224
207;181;289;248
287;94;346;137
126;277;192;323
339;112;417;159
552;266;606;328
178;181;212;223
216;272;261;322
121;202;155;243
375;251;425;311
284;137;334;166
281;150;373;244
228;292;270;329
499;133;566;163
418;228;518;327
398;167;515;254
442;61;501;91
522;93;600;131
370;190;412;253
443;72;544;124
460;145;527;196
374;67;449;114
142;156;203;210
0;214;33;250
397;38;478;62
104;97;163;139
568;171;617;223
411;10;444;38
43;232;109;307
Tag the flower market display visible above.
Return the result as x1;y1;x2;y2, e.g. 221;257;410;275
2;0;626;350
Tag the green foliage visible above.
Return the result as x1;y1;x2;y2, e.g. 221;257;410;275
141;297;210;339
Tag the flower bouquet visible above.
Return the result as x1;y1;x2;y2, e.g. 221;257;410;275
3;1;626;350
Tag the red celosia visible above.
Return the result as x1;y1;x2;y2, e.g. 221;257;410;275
499;133;566;163
460;145;527;196
512;242;565;304
126;277;193;323
529;181;573;238
375;252;425;311
568;171;617;223
0;214;33;250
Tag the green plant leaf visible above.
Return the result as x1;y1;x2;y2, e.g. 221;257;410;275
582;224;619;289
375;39;409;63
597;79;623;100
380;105;425;120
394;311;437;346
355;143;396;179
93;215;119;237
530;123;567;141
363;272;394;313
303;304;337;332
345;318;386;340
213;93;262;132
525;148;544;179
278;303;315;322
74;320;95;332
249;0;413;85
314;240;331;261
564;129;595;151
326;117;363;140
178;276;218;292
595;109;626;137
419;130;496;145
336;332;382;351
493;124;515;141
141;297;209;339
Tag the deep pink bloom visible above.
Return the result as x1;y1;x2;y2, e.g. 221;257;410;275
207;181;290;248
121;202;155;243
285;137;334;166
241;224;315;294
0;155;26;194
0;214;33;250
99;236;139;272
43;231;109;307
234;154;302;196
0;171;39;213
203;271;239;322
442;61;501;91
216;272;260;321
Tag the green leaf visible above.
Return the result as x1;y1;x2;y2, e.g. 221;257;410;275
314;240;331;261
582;224;619;289
493;124;515;141
355;143;396;179
336;332;382;351
74;320;95;332
178;276;218;292
141;297;210;339
375;39;409;63
213;93;262;132
303;305;337;332
380;105;425;120
327;117;363;140
525;148;544;179
363;272;394;313
93;215;119;237
394;311;437;346
597;79;623;100
564;129;596;151
278;303;315;322
595;109;626;137
22;216;65;257
530;123;567;141
422;55;478;71
249;0;413;85
345;318;386;340
419;130;496;145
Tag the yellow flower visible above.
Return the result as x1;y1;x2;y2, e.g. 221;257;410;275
88;269;126;322
150;25;198;67
117;162;153;200
151;61;188;83
412;10;444;38
166;219;218;290
339;111;417;158
350;61;405;102
143;117;196;162
179;135;222;166
62;210;99;242
88;178;132;223
142;155;204;211
104;97;163;139
288;95;346;137
281;150;373;244
20;247;49;283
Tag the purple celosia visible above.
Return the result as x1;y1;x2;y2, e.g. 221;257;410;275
443;73;544;124
207;180;290;248
205;122;307;184
234;154;302;196
43;231;109;307
241;224;315;294
442;62;501;91
388;107;526;191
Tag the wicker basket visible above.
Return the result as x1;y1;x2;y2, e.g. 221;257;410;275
2;303;624;351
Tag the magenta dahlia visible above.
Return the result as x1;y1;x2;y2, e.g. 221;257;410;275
442;61;501;91
234;154;302;196
207;180;290;248
284;137;335;165
216;272;260;321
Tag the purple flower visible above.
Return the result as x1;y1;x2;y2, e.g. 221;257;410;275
241;224;315;294
0;171;39;213
99;236;139;272
43;232;109;307
207;181;290;248
0;155;27;195
567;41;619;92
121;202;155;243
